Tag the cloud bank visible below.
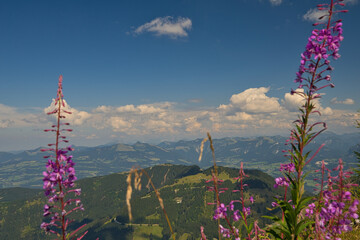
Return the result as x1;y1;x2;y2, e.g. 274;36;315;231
0;87;358;150
331;97;355;105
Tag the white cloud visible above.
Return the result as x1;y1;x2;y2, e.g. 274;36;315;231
116;103;171;114
0;104;16;128
322;107;333;116
93;105;112;113
219;87;282;114
184;116;202;132
137;105;164;114
116;104;137;113
0;119;14;128
87;102;181;135
303;8;328;23
269;0;282;6
0;103;17;115
108;117;132;131
226;112;253;121
0;103;45;128
282;89;305;112
1;86;358;150
134;16;192;38
44;99;91;125
72;111;91;125
143;119;176;133
282;89;335;116
330;97;355;105
320;110;359;130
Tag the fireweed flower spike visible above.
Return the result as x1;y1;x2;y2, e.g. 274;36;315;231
289;0;345;205
266;1;359;239
41;75;87;240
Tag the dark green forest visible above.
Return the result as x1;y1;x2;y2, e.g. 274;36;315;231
0;164;284;239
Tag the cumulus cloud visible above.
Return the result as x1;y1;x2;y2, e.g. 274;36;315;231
282;89;334;116
116;104;137;113
322;107;333;116
226;112;253;121
303;8;328;23
87;102;182;135
108;117;132;131
330;97;355;105
143;119;177;133
134;16;192;38
184;116;202;132
0;103;45;128
0;104;16;128
269;0;282;6
320;109;359;131
44;99;91;125
1;86;358;149
136;105;164;114
209;87;341;136
93;105;112;113
218;87;282;114
0;103;17;115
0;119;14;128
282;89;305;112
116;103;171;114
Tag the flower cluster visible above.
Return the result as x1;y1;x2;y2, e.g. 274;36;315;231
40;75;87;240
219;224;239;239
294;0;346;96
279;163;295;173
203;158;270;240
265;1;360;240
307;159;359;238
42;148;78;197
213;203;228;220
289;1;347;173
273;177;289;188
287;0;347;198
305;203;316;217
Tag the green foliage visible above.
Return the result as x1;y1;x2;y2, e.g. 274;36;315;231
265;196;314;239
0;187;41;202
0;164;281;239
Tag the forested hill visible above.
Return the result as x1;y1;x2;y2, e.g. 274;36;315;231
0;164;284;240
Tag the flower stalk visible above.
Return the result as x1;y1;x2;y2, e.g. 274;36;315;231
266;1;359;239
41;75;87;240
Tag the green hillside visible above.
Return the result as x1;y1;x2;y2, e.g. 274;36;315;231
0;164;283;239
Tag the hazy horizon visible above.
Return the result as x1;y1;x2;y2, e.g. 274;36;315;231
2;130;358;153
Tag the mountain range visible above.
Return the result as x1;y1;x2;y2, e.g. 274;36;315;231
0;132;359;189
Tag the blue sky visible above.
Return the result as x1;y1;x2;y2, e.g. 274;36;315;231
0;0;359;151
